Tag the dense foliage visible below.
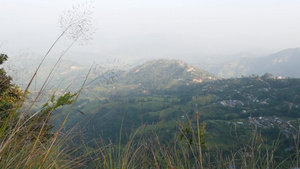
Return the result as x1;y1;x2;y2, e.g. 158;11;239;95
0;54;23;131
0;54;80;168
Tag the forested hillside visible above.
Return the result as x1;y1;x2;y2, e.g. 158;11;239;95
65;60;300;156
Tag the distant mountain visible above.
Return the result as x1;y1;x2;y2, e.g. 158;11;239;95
4;53;126;91
210;48;300;78
4;53;89;90
117;59;215;91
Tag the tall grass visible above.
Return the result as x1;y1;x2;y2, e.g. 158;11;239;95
0;2;95;168
64;112;299;169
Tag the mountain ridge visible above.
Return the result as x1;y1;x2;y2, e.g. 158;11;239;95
210;47;300;78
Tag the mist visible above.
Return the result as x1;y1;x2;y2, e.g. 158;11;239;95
1;0;300;65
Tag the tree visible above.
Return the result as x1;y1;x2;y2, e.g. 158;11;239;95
0;53;78;142
261;72;274;80
0;54;23;122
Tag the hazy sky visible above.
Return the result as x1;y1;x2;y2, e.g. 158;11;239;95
1;0;300;64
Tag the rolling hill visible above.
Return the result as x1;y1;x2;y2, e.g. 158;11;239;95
117;59;215;91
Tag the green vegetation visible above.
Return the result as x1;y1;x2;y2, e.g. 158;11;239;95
0;54;77;168
70;69;300;143
0;3;96;168
59;62;300;168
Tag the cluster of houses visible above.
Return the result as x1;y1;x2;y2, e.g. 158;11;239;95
216;87;270;106
219;100;244;107
248;116;294;134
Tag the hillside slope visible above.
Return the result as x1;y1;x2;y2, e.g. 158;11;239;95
118;59;214;91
